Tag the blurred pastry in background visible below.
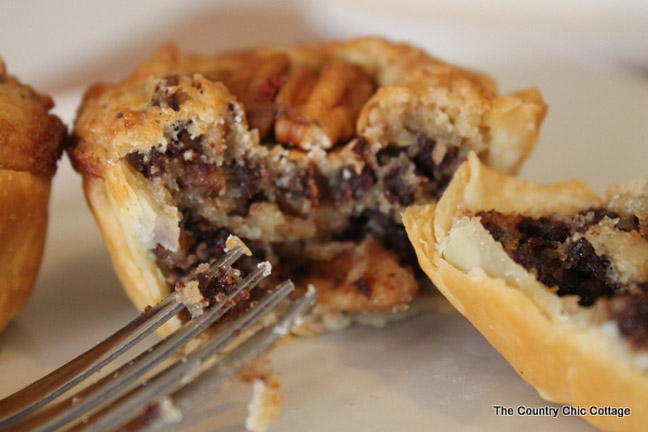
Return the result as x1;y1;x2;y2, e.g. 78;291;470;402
0;57;65;332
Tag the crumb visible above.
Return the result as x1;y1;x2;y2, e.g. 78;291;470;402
226;234;252;256
239;358;283;432
156;396;183;425
141;396;183;428
175;280;209;317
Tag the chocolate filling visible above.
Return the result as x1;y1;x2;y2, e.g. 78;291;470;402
607;292;648;350
477;209;648;351
133;133;456;287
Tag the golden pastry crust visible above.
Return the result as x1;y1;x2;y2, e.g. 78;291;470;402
0;58;65;331
403;154;648;432
69;37;545;332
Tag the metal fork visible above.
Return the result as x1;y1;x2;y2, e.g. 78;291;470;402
0;246;316;431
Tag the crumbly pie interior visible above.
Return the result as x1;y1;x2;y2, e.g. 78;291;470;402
474;204;648;351
70;37;546;331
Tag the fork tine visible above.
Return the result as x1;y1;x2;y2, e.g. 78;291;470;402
74;280;305;432
167;285;317;415
5;255;265;432
0;245;246;428
75;284;316;432
211;245;246;268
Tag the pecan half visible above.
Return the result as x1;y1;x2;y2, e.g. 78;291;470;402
274;60;375;149
222;53;290;139
219;56;374;148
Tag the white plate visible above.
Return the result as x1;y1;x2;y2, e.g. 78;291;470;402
1;1;647;431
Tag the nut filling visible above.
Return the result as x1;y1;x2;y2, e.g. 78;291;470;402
125;66;471;313
476;209;648;351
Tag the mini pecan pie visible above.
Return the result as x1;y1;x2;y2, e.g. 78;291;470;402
70;37;546;333
0;57;65;331
404;154;648;432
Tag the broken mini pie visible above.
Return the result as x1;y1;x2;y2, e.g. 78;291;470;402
69;37;546;333
404;154;648;432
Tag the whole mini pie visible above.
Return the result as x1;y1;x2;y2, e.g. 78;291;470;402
404;154;648;432
0;58;65;332
69;37;546;332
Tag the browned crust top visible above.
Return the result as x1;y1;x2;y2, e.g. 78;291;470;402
0;57;66;176
70;37;511;177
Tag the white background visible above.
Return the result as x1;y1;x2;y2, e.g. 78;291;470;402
0;1;646;430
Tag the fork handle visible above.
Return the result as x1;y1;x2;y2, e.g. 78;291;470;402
0;293;182;428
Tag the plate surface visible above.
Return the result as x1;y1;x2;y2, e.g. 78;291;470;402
1;1;647;430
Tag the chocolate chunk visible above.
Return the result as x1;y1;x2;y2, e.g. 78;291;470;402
383;166;415;206
518;216;571;243
560;238;619;305
286;170;317;201
186;218;230;258
227;102;238;120
512;236;564;291
335;212;368;242
433;147;461;198
412;132;437;177
482;221;504;242
412;133;464;198
478;210;624;307
352;136;371;159
384;222;417;266
606;292;648;351
278;164;329;214
340;210;417;267
126;150;166;178
354;276;372;298
335;165;375;203
154;215;232;282
617;215;640;233
477;210;521;244
312;167;331;202
196;266;239;305
565;238;610;281
350;166;375;199
232;162;261;199
165;129;201;157
376;146;405;166
150;83;181;111
167;93;180;111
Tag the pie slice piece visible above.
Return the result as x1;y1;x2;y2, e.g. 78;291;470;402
0;57;65;332
69;37;546;333
404;153;648;432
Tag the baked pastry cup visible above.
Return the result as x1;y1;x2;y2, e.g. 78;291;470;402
403;153;648;432
0;58;65;332
69;37;546;333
